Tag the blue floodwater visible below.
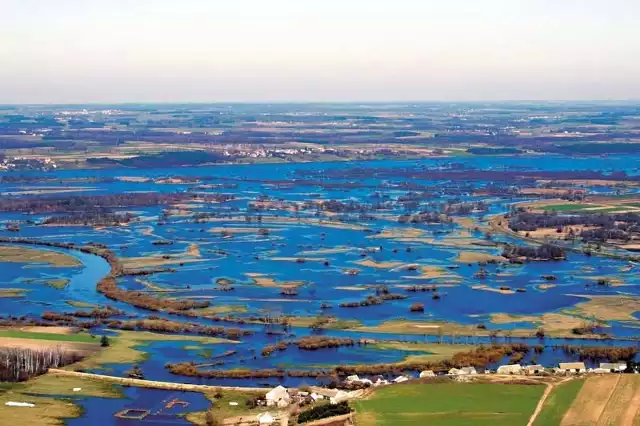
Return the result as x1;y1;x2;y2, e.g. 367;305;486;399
0;155;639;423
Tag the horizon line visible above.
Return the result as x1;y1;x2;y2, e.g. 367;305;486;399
2;99;640;107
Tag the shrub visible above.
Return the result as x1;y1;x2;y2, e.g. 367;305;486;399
298;401;351;423
409;303;425;312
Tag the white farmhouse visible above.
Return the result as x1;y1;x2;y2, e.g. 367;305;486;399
497;364;523;375
265;385;290;407
558;362;586;374
599;362;627;372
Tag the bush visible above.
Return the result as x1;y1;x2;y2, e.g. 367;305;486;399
205;410;219;426
409;303;425;312
298;401;351;423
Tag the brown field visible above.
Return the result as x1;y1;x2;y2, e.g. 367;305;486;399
561;375;640;426
0;337;98;355
456;251;506;263
561;375;620;425
598;375;640;426
354;259;405;269
567;295;640;322
406;265;452;280
523;225;599;239
537;284;557;290
244;272;305;288
19;326;76;335
185;243;201;257
520;187;586;196
489;312;603;337
370;228;425;239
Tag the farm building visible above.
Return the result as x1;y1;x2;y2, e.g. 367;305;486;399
345;375;373;386
373;376;389;387
330;390;350;405
524;365;544;375
266;385;290;407
448;367;477;376
309;392;323;402
419;370;436;378
599;362;627;372
557;362;586;374
393;375;410;383
313;388;341;399
460;367;477;375
257;412;275;425
497;364;523;375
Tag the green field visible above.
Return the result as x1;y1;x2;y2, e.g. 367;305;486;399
532;379;585;426
542;204;599;212
0;329;99;343
542;204;635;214
353;382;544;426
585;207;637;213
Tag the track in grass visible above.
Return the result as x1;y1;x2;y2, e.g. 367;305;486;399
532;379;585;426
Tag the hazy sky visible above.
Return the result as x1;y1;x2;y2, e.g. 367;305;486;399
1;0;639;103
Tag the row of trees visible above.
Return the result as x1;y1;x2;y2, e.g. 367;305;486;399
0;346;83;382
502;243;566;260
509;211;640;233
0;192;234;214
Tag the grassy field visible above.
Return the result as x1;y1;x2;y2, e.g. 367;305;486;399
185;389;265;425
15;372;122;398
45;279;70;289
0;245;81;267
0;373;121;426
69;330;234;370
66;300;99;308
542;204;597;212
532;379;585;426
0;391;79;426
353;381;544;425
0;329;99;343
542;204;639;214
0;288;29;298
369;342;475;363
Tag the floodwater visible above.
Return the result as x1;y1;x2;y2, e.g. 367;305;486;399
1;155;639;423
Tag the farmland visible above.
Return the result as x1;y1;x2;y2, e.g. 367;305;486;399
560;375;640;426
533;379;585;426
353;381;545;425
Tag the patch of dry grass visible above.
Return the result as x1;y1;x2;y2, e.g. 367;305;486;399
0;245;80;267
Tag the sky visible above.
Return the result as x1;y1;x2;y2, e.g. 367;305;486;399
1;0;639;103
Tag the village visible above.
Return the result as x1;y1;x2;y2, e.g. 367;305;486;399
235;360;636;425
